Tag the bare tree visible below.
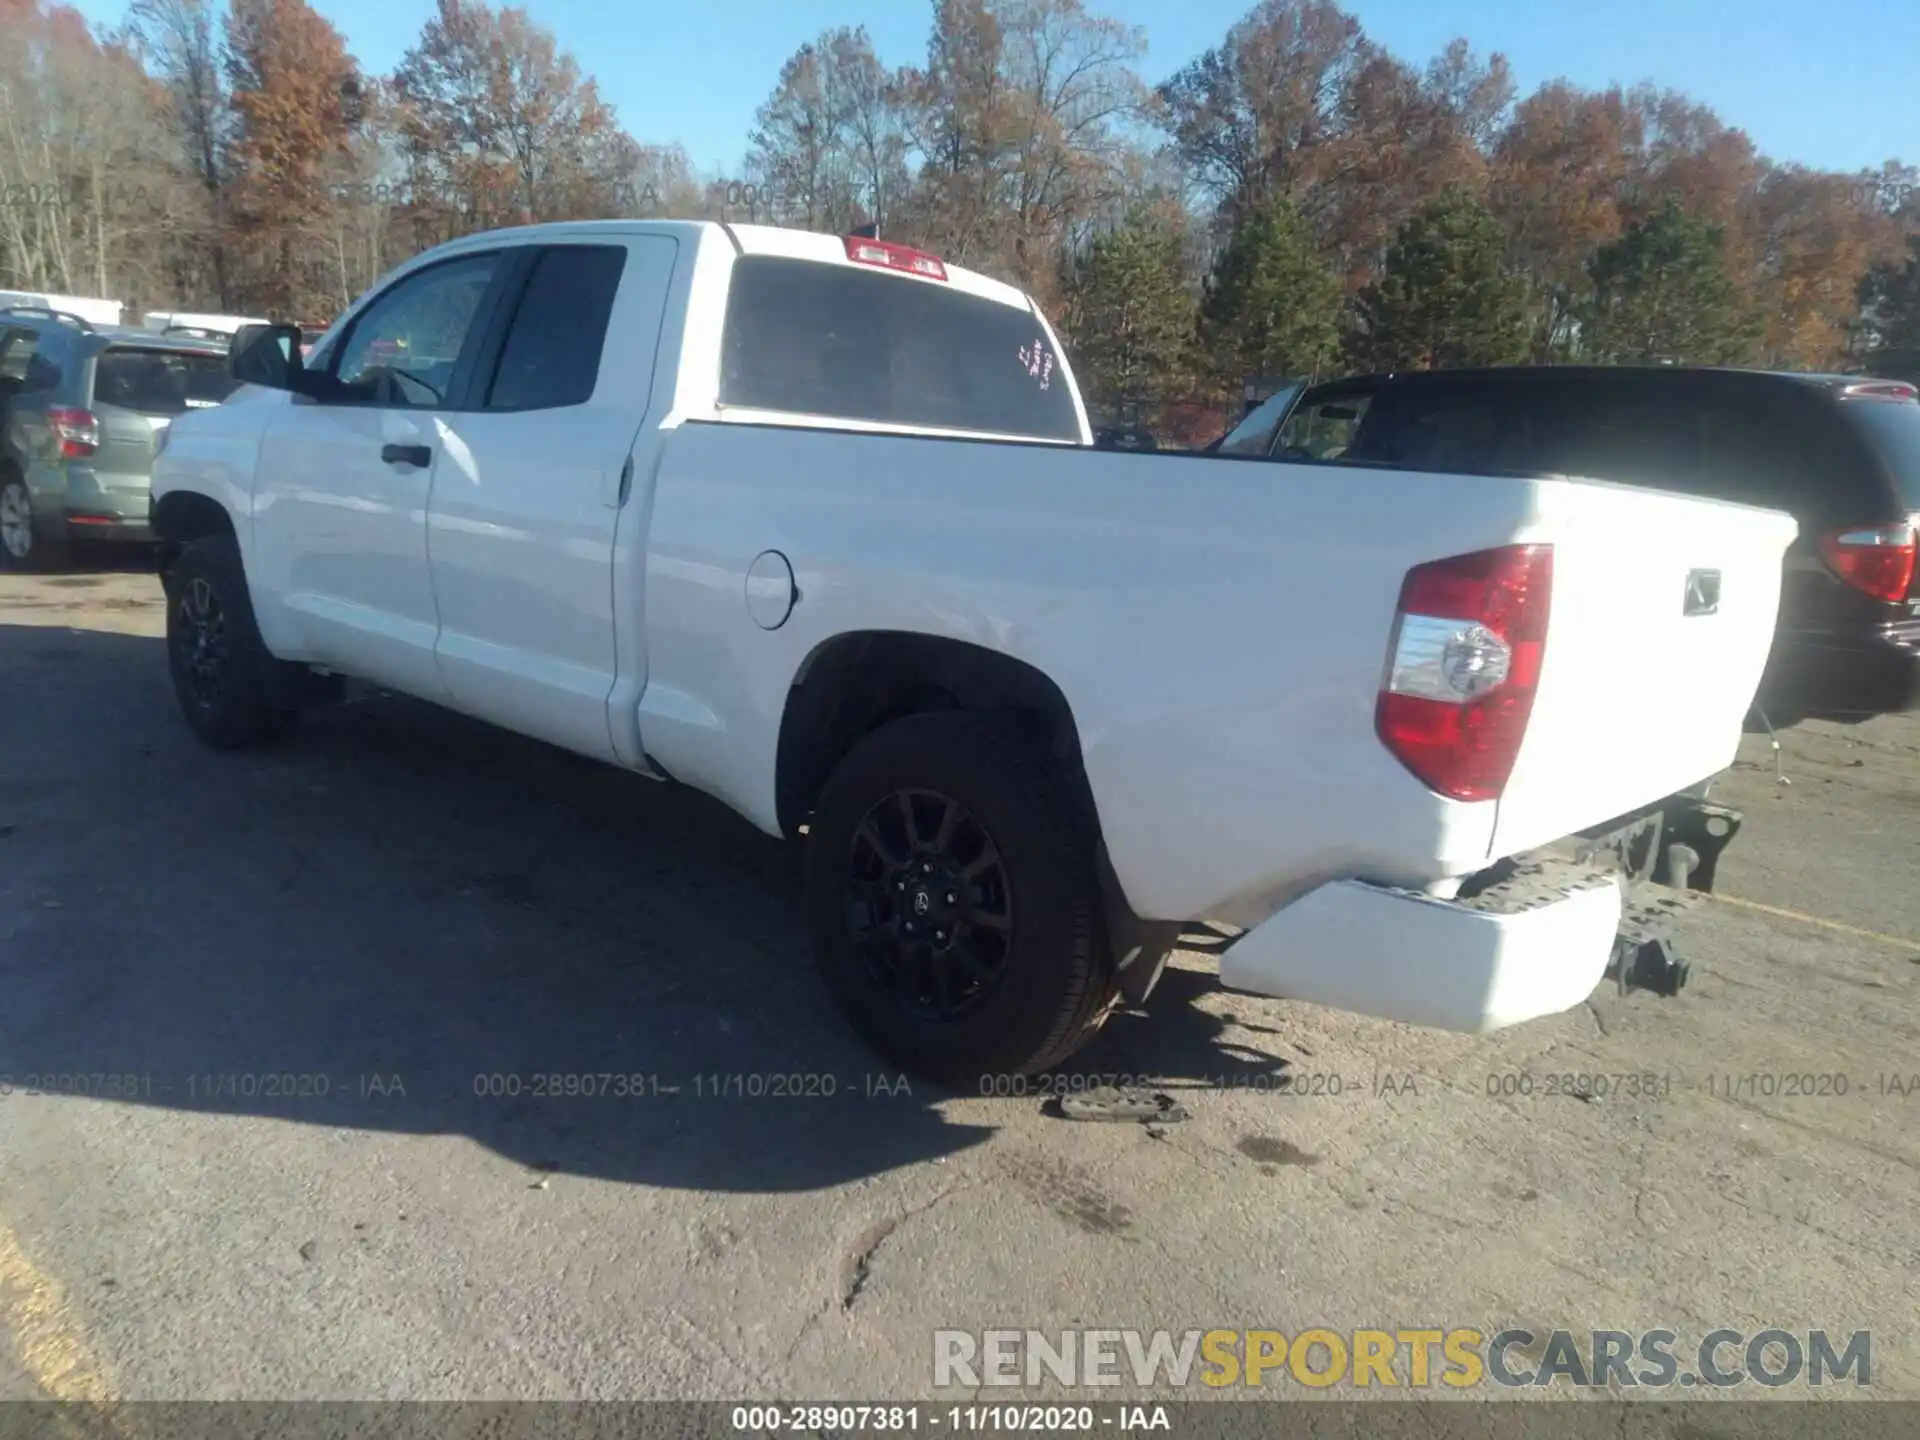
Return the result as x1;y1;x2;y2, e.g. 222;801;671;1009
127;0;231;302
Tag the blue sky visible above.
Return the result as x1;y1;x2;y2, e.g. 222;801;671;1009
77;0;1918;178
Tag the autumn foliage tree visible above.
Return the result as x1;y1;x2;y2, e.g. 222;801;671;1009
223;0;359;318
390;0;637;241
0;0;1913;396
0;0;190;307
1485;82;1644;360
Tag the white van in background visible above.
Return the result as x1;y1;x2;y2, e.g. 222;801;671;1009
0;290;125;328
141;310;272;340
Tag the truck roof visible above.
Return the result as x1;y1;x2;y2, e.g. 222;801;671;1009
412;218;1037;314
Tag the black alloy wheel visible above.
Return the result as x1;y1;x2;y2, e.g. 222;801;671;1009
845;788;1015;1022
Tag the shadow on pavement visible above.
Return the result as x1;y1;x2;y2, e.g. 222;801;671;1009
0;622;1288;1194
33;540;163;577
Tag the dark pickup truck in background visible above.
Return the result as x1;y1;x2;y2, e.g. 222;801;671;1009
1216;365;1920;726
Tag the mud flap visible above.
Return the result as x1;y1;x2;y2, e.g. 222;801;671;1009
1097;843;1184;1006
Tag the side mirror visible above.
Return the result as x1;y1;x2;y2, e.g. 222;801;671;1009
229;323;305;391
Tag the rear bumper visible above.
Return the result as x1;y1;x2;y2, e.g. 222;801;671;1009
1762;632;1920;720
26;462;154;543
63;511;155;544
1219;858;1622;1033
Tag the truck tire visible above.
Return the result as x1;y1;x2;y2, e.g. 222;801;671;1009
0;473;65;572
804;711;1120;1087
164;534;301;749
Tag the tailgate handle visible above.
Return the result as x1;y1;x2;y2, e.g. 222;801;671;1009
1684;569;1721;616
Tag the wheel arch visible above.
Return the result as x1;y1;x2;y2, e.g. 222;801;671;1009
773;629;1180;993
775;630;1087;840
152;490;238;578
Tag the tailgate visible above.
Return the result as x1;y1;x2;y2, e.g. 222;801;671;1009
1490;478;1797;858
91;403;162;482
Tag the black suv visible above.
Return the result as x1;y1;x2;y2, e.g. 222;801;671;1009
1218;365;1920;724
0;307;238;570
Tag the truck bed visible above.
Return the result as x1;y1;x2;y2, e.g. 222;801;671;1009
636;423;1796;929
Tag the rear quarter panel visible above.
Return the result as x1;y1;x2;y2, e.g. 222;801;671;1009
637;430;1579;924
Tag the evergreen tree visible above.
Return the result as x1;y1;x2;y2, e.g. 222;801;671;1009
1583;197;1761;364
1351;183;1531;370
1196;195;1344;399
1059;205;1198;422
1859;234;1920;354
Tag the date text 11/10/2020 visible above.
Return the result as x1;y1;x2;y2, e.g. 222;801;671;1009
320;181;791;211
0;1073;407;1100
0;179;793;213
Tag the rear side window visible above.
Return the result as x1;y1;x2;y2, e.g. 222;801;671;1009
0;328;58;392
1699;390;1869;520
93;347;237;415
720;256;1082;441
485;245;628;410
1514;387;1702;488
1346;388;1515;471
1276;390;1373;460
1841;397;1920;510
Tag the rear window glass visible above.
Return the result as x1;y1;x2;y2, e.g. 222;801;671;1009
94;347;237;414
1842;396;1920;509
719;256;1082;441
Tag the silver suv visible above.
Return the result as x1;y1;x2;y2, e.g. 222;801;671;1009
0;307;238;569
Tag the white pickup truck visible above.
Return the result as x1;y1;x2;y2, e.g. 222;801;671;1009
149;219;1797;1084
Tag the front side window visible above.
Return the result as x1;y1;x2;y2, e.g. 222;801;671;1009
333;252;502;408
1275;392;1373;460
1216;384;1302;457
719;256;1083;442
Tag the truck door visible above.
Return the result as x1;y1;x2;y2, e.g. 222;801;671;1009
250;248;510;699
425;235;679;764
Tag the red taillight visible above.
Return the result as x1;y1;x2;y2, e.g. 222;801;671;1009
1841;379;1919;402
1376;544;1553;803
843;235;948;281
1817;523;1916;602
47;406;99;459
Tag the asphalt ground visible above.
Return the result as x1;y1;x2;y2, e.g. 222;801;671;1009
1;555;1915;1414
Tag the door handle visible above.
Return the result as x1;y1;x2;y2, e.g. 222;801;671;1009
381;443;432;467
604;453;636;509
